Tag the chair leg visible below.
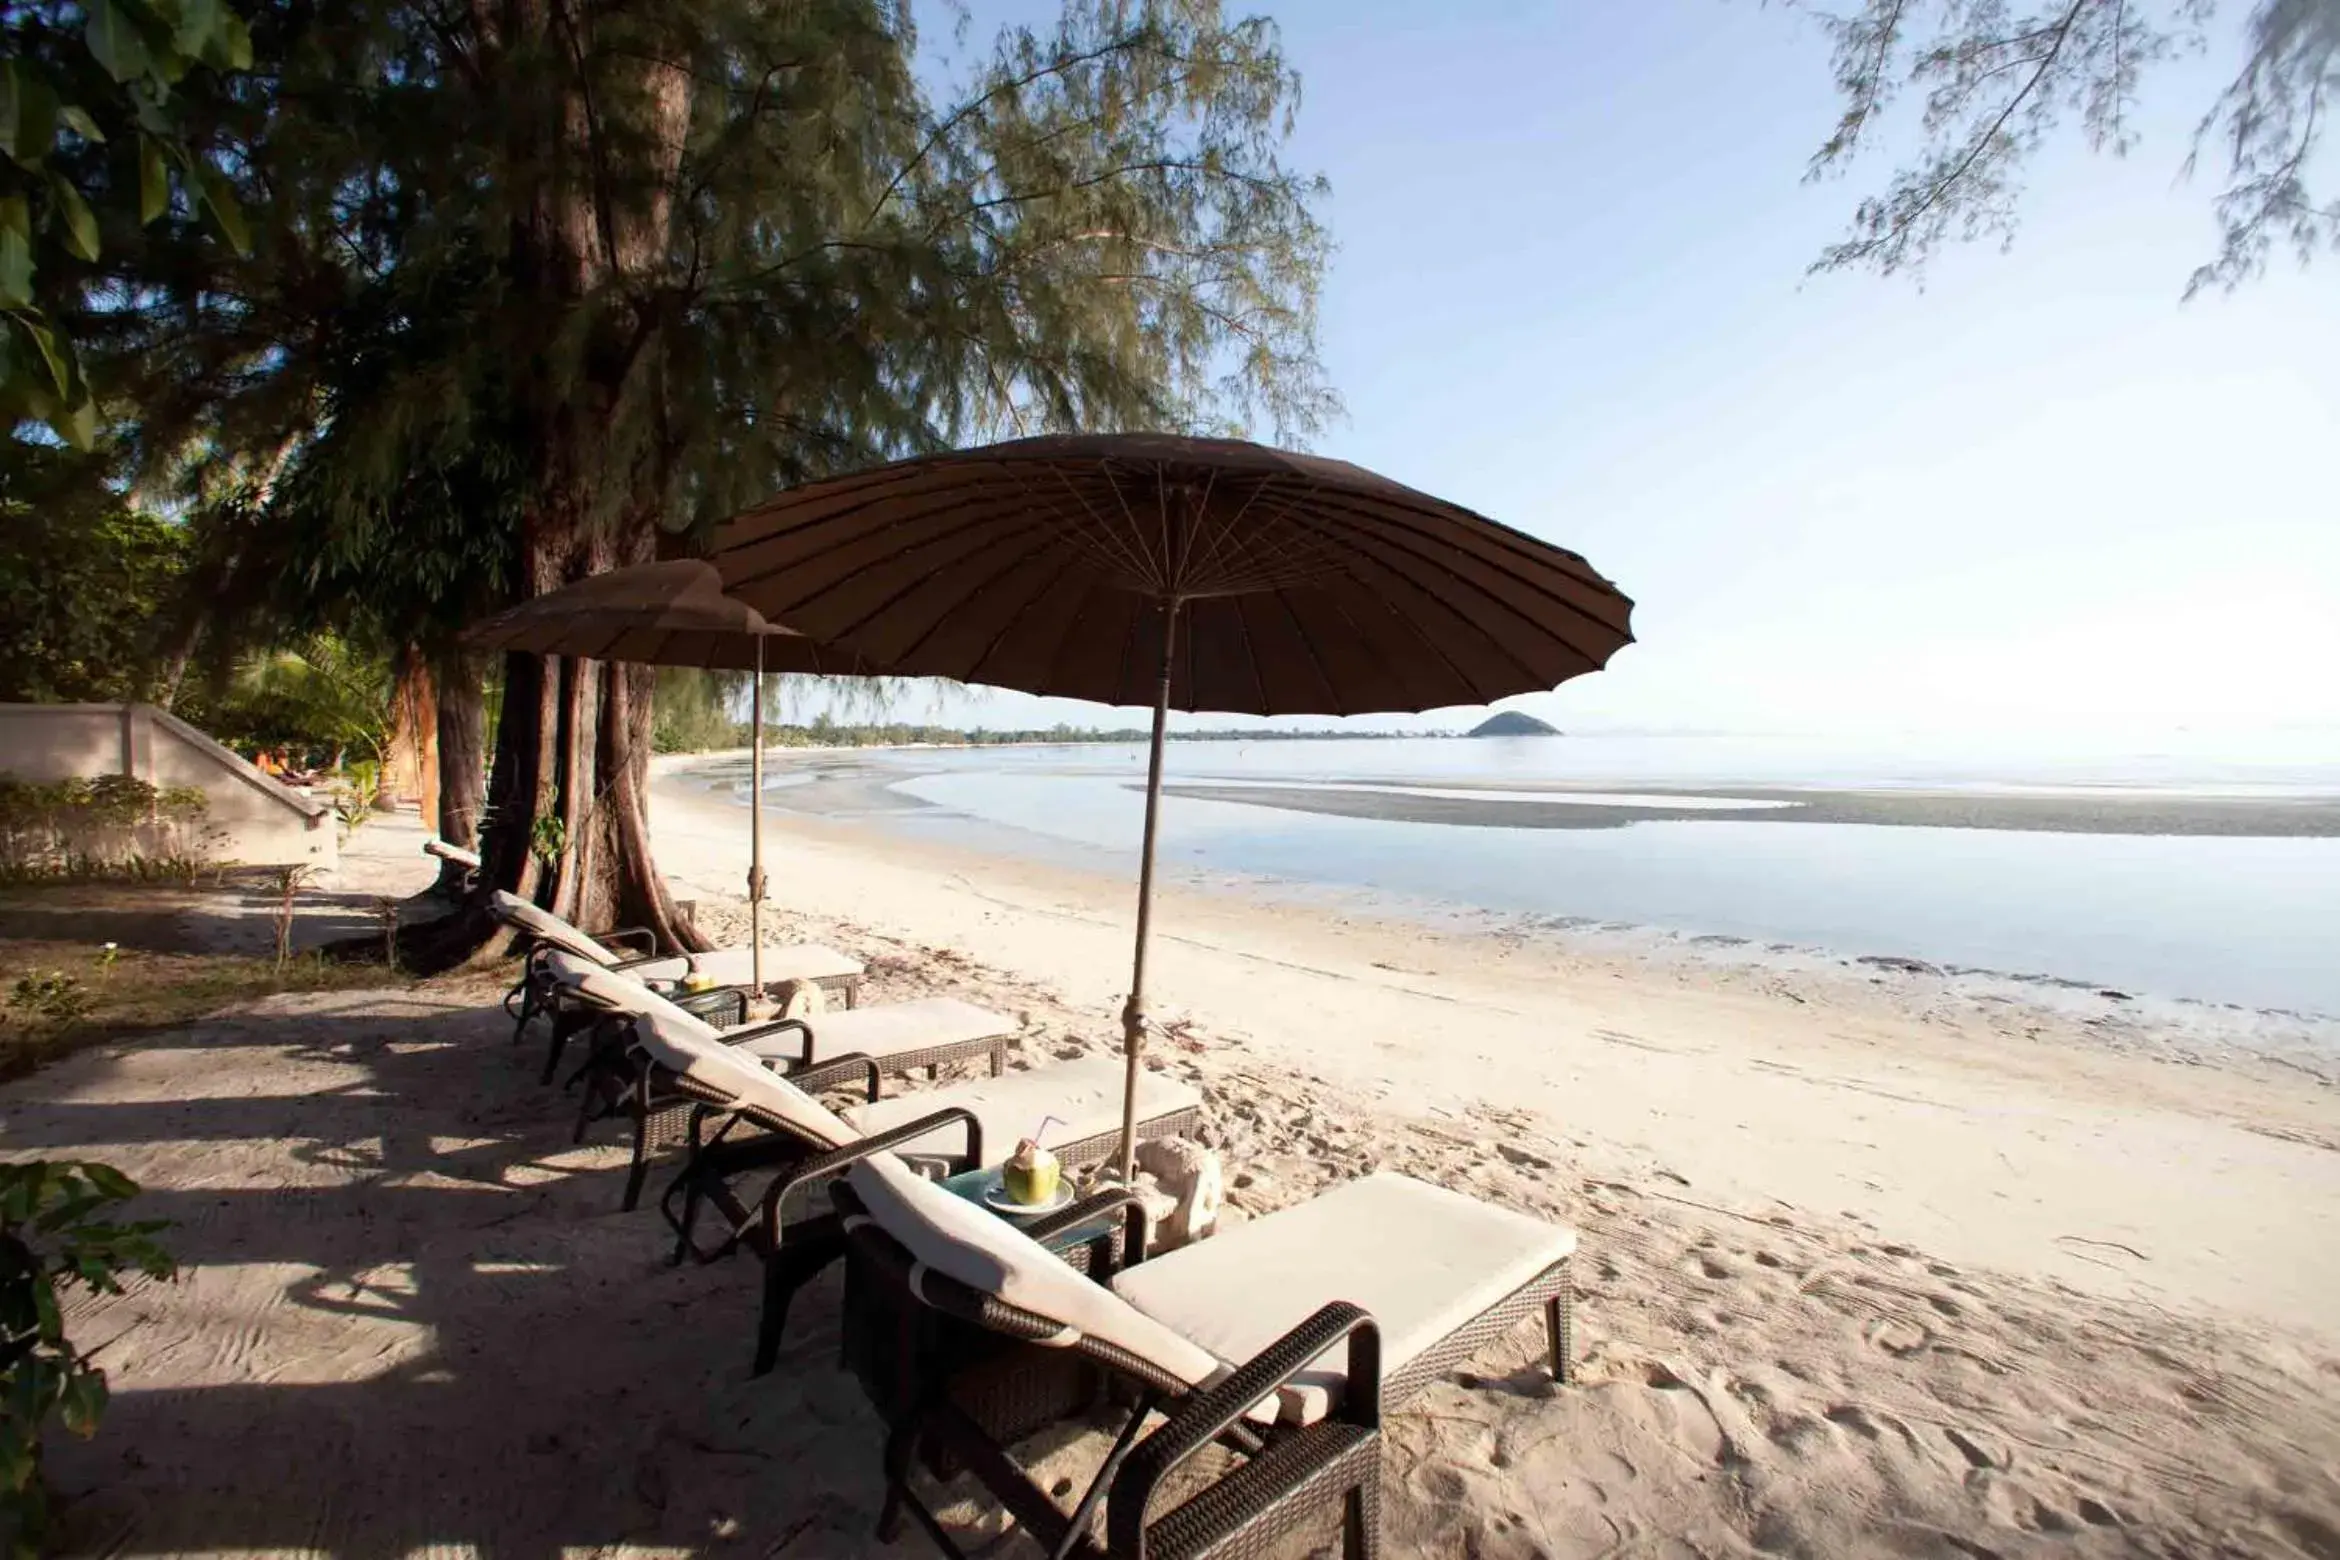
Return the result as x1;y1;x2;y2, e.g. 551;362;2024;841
875;1421;920;1542
621;1113;651;1212
1346;1468;1381;1560
539;1019;570;1086
1545;1284;1572;1385
989;1042;1005;1078
752;1239;837;1376
571;1075;601;1145
667;1172;702;1267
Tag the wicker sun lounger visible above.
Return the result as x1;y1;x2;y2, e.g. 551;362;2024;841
833;1154;1578;1559
489;889;864;1054
537;946;1015;1094
543;957;1204;1372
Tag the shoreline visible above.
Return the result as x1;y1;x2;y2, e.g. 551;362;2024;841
668;747;2340;1050
647;759;2340;1341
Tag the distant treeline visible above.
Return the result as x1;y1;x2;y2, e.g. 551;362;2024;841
771;719;1448;748
659;713;1448;752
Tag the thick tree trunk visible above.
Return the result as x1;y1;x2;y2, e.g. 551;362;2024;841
432;648;487;894
382;1;700;975
383;647;439;821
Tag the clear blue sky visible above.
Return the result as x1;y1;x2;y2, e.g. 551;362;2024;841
809;1;2340;745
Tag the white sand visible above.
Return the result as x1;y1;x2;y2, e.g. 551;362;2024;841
13;784;2340;1558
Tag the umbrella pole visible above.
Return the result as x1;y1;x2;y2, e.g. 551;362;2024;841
749;637;766;993
1119;599;1180;1182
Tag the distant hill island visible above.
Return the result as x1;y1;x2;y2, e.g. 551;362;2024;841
1466;711;1560;738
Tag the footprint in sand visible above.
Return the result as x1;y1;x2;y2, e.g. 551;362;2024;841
1686;1252;1735;1282
1864;1314;1934;1358
1943;1425;2008;1471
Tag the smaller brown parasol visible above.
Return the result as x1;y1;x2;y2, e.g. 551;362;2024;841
464;560;879;986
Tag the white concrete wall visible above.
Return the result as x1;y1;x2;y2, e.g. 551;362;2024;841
0;703;337;870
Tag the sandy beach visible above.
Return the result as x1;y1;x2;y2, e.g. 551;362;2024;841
13;769;2340;1557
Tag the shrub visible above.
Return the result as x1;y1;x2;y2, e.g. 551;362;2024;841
0;776;218;885
0;1162;175;1556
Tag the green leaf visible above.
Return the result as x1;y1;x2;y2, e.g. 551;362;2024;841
2;69;59;172
196;166;248;254
48;175;99;262
58;106;105;145
212;11;254;71
0;206;37;310
55;393;98;450
85;1;154;86
57;1368;106;1437
79;1164;136;1200
139;136;169;223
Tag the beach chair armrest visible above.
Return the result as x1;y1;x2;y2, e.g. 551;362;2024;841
724;1015;812;1057
600;926;659;957
1025;1187;1154;1264
1110;1301;1382;1544
760;1108;986;1234
613;950;692;981
788;1052;883;1103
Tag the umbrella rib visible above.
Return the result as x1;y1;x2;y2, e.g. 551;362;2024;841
1032;464;1162;590
1292;489;1633;643
1275;500;1621;677
1039;570;1118;702
963;546;1096;688
889;529;1092;670
1271;588;1346;717
1180;467;1276;593
1237;595;1270;717
731;506;1070;627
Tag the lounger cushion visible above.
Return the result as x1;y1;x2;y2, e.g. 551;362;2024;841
541;952;856;1148
846;1058;1199;1162
1111;1172;1577;1424
493;890;621;964
678;944;864;989
847;1153;1225;1392
498;892;863;991
730;997;1013;1066
633;1008;858;1149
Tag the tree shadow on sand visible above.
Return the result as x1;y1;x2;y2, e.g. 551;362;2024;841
7;989;940;1559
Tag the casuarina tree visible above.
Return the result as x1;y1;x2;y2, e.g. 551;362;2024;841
87;0;1332;963
1798;0;2337;292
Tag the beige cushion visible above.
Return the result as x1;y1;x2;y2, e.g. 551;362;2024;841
493;891;620;964
541;949;659;1011
497;893;861;992
684;944;864;989
846;1154;1224;1391
1111;1173;1577;1423
731;997;1013;1067
633;1008;857;1148
540;952;855;1148
847;1058;1199;1162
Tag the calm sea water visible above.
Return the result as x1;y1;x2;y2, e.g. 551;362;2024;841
750;734;2340;1023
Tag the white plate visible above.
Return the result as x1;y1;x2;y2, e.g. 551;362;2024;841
983;1181;1073;1218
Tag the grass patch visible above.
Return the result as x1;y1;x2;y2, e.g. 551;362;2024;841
0;938;400;1080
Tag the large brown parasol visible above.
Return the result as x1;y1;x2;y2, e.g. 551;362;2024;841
707;434;1636;1176
464;560;879;988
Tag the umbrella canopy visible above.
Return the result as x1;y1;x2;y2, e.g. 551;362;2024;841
462;559;874;675
705;433;1631;712
463;559;879;989
706;435;1635;1179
